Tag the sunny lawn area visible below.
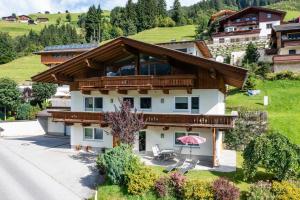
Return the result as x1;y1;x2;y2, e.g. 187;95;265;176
226;79;300;145
0;55;47;84
95;153;272;200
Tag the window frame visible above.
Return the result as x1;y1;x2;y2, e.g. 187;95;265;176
174;96;189;112
123;97;135;108
266;23;272;29
83;127;104;141
140;97;152;110
289;49;296;55
84;97;103;112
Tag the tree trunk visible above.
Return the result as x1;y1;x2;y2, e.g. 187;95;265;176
4;107;6;121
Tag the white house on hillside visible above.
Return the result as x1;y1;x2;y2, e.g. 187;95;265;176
32;37;248;167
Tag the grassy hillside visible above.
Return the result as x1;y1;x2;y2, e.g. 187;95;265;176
0;11;110;37
0;55;47;83
227;80;300;145
130;25;196;43
266;0;300;21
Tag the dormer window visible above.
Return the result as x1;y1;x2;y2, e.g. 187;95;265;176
267;13;272;18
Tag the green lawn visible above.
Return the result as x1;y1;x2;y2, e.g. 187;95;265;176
0;11;110;38
95;152;272;200
130;25;196;44
0;55;47;83
226;80;300;145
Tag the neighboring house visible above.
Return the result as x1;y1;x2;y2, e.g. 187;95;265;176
269;23;300;72
37;86;71;137
18;15;31;23
34;43;99;67
2;16;17;22
32;37;247;167
36;17;49;23
157;40;212;58
212;7;286;44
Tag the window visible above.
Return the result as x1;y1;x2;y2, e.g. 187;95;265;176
84;127;103;140
123;97;134;108
266;23;272;29
176;48;187;53
219;38;225;43
175;97;188;110
84;97;103;111
289;49;296;55
175;132;186;145
85;97;93;111
191;97;199;110
236;19;241;22
174;132;200;146
94;98;103;111
140;97;152;109
288;33;300;40
267;13;272;18
84;128;93;140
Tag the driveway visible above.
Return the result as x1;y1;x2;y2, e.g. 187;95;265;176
0;135;101;200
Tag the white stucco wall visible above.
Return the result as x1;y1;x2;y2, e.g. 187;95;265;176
70;124;113;149
70;123;214;157
71;89;225;115
47;118;65;135
274;63;300;73
279;46;300;55
259;21;280;37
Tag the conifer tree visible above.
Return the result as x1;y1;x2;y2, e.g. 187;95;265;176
157;0;167;17
85;4;103;42
171;0;184;26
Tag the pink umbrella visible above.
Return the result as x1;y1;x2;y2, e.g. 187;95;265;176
177;135;206;159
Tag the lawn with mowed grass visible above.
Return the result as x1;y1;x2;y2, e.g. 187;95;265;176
0;11;110;37
94;152;273;200
226;79;300;145
129;25;196;44
0;55;47;83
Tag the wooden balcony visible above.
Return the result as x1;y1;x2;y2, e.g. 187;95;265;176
273;54;300;63
49;111;236;129
76;75;196;92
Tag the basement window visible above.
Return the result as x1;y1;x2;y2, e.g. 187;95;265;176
84;127;103;140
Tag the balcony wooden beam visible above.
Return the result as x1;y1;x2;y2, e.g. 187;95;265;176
163;126;169;131
117;89;128;95
163;89;169;94
81;90;91;95
51;73;73;83
138;89;148;94
99;90;109;95
186;127;192;132
82;123;91;127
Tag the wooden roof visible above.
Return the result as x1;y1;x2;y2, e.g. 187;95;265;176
32;37;248;88
219;6;286;23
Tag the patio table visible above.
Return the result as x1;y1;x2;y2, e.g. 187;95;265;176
160;149;176;160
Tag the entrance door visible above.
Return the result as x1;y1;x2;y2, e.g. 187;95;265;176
191;97;200;113
139;131;146;152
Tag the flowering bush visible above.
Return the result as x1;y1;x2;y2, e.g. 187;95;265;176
155;176;171;198
247;181;275;200
271;181;300;200
212;178;240;200
183;179;214;200
126;166;158;195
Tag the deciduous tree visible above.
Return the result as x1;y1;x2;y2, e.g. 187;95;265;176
105;100;144;145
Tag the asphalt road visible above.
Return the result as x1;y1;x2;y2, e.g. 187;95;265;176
0;143;82;200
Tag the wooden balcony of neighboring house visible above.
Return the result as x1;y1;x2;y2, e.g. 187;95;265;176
282;40;300;47
224;20;258;27
273;54;300;63
48;111;237;129
212;29;261;37
77;75;197;94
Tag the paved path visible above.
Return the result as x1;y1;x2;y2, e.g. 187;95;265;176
0;136;100;200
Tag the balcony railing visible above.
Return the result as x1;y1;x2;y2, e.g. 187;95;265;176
273;54;300;63
76;75;196;90
49;111;236;129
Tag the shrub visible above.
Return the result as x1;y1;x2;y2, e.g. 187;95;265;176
243;73;257;91
170;172;186;198
271;181;300;200
126;166;158;195
212;177;240;200
225;109;267;150
243;132;300;181
266;71;300;81
155;176;171;198
6;116;15;121
247;181;275;200
183;179;214;200
16;103;40;120
96;144;142;185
